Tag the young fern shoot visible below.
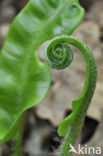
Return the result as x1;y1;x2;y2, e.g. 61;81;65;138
45;35;97;156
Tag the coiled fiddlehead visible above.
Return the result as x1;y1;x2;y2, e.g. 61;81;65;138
45;43;73;70
45;35;97;156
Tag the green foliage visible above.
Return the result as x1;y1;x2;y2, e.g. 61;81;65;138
0;0;84;143
45;35;97;155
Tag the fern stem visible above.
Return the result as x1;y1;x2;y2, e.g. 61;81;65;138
60;133;72;156
0;143;2;156
45;35;97;156
60;111;85;156
12;114;24;156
